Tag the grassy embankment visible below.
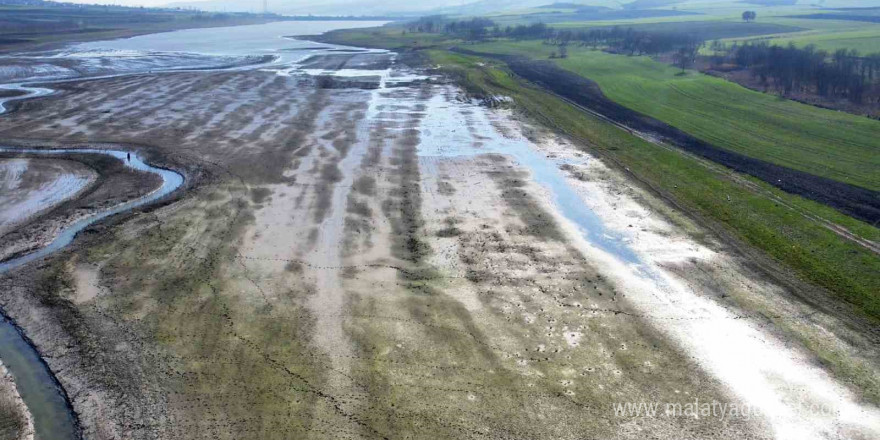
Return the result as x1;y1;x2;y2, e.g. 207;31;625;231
321;28;880;399
471;40;880;191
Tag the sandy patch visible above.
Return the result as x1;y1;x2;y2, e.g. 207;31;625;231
0;158;97;236
0;360;34;440
72;263;104;304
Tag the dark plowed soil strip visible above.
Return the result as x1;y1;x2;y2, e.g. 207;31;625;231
453;48;880;224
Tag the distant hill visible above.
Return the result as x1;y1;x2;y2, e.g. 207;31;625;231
162;0;571;16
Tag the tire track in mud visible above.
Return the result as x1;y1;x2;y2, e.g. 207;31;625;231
286;79;391;437
46;87;390;436
231;254;825;323
334;85;625;439
0;48;412;438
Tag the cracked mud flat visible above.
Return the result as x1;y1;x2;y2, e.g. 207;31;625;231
0;29;877;440
0;149;164;264
0;359;33;440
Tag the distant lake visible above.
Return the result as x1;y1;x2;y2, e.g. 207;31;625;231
74;20;390;59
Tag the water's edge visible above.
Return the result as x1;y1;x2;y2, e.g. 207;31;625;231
0;148;184;440
0;23;378;439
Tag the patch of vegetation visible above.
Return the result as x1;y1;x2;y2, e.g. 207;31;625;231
382;130;432;264
436;217;462;237
352;175;376;196
491;169;565;241
250;187;272;204
585;20;804;40
440;47;880;320
80;187;332;437
321;27;880;322
472;41;880;191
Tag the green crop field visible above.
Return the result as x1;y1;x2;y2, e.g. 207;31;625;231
723;17;880;53
470;40;880;191
524;3;880;53
559;20;806;40
757;27;880;53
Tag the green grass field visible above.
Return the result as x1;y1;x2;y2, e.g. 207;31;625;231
754;27;880;54
470;40;880;191
321;26;880;321
502;3;880;54
556;19;806;40
316;3;880;405
724;18;880;53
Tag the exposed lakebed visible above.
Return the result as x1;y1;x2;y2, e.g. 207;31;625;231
0;149;182;439
0;19;877;440
0;20;387;440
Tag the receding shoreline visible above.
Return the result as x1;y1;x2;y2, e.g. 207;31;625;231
0;24;876;439
0;146;185;439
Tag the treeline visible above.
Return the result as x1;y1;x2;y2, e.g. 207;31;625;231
407;16;702;56
721;42;880;103
546;26;703;56
406;15;879;105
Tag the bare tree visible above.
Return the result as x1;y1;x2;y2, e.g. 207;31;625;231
673;44;699;72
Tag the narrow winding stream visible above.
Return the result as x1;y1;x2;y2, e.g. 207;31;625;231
0;21;385;440
0;83;53;114
0;149;183;439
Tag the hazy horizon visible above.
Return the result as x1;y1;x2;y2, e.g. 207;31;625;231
56;0;492;14
53;0;577;15
51;0;880;15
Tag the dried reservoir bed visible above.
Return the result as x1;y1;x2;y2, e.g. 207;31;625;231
0;50;876;440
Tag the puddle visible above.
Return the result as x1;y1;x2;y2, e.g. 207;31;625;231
416;91;641;265
413;88;880;439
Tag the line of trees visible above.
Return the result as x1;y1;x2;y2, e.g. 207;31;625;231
723;42;880;103
412;17;703;57
548;27;703;57
406;15;879;104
